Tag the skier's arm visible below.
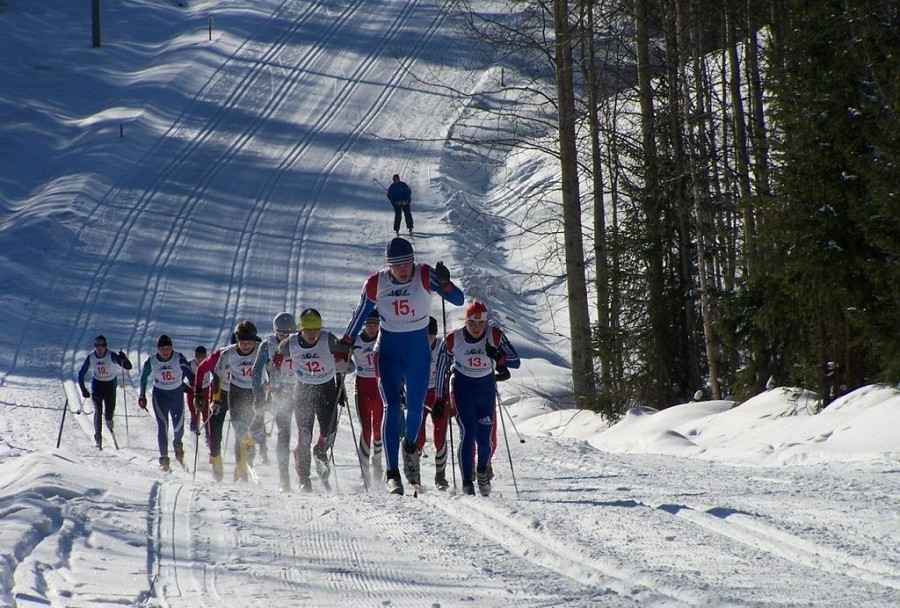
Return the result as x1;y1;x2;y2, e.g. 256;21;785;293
77;355;91;393
251;341;271;399
424;264;464;305
434;336;453;398
139;358;153;397
178;354;195;386
328;332;355;374
193;350;220;393
490;327;520;369
112;350;133;371
342;274;378;341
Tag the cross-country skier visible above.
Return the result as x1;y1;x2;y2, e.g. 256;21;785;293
414;317;451;490
435;300;519;496
193;320;262;482
186;345;212;441
251;312;298;491
351;308;384;487
77;335;133;449
274;308;353;491
341;237;464;495
387;173;413;236
194;337;233;482
138;334;195;471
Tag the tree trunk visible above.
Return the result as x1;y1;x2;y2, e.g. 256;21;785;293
554;0;596;407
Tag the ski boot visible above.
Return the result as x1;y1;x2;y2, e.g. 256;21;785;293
401;440;421;487
461;479;476;495
173;441;185;464
476;468;491;497
159;456;171;472
209;454;224;481
298;476;313;493
94;433;103;450
313;442;331;483
385;469;404;495
434;470;449;491
105;418;114;433
278;477;291;493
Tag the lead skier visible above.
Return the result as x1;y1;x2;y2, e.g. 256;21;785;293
341;237;464;495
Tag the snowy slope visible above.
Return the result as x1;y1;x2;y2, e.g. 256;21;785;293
1;1;899;607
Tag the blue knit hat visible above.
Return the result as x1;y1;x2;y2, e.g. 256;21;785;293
385;237;415;265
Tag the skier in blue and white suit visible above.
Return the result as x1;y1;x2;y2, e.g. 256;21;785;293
342;237;465;495
435;300;520;497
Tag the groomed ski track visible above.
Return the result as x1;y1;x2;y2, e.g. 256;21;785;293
4;0;899;606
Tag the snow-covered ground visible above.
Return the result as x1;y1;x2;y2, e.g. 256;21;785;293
1;1;898;606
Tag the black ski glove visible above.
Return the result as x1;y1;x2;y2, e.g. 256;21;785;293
193;390;204;410
434;261;450;285
495;365;511;382
81;387;91;398
118;351;133;370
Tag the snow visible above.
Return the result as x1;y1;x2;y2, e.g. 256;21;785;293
1;1;899;606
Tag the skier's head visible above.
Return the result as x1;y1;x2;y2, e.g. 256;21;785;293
362;309;380;338
156;334;173;350
272;312;296;336
464;300;488;338
194;345;207;362
298;308;322;331
385;237;415;281
392;174;400;183
233;320;257;339
385;237;415;265
93;335;108;351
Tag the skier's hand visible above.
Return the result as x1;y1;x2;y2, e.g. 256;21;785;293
495;365;511;382
431;399;446;419
272;353;285;369
193;390;203;410
189;417;200;435
81;387;91;398
434;261;451;285
337;335;355;358
117;350;132;369
138;395;148;410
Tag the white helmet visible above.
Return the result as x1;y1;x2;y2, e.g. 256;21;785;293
272;312;296;333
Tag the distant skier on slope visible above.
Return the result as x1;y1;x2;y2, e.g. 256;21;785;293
351;308;385;487
387;173;413;236
274;308;353;492
251;312;299;492
77;334;133;449
414;317;451;490
138;334;194;471
435;300;519;496
341;237;464;495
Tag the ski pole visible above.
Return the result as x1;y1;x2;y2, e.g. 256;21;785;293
498;398;525;444
373;177;388;191
192;429;200;482
440;291;457;492
121;367;130;446
344;381;369;492
56;396;69;449
495;383;519;499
